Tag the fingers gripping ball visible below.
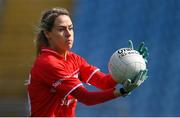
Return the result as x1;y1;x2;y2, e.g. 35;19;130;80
108;48;146;84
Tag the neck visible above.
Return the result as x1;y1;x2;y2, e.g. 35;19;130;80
58;50;68;60
63;51;68;60
49;46;68;60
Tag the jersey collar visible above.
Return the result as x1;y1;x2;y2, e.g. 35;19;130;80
40;47;70;60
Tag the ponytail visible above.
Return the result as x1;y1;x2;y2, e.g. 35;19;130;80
35;31;49;56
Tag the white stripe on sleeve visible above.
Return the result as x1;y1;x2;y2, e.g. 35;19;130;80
86;68;100;85
63;83;83;99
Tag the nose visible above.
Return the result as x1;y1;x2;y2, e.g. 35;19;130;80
65;29;71;38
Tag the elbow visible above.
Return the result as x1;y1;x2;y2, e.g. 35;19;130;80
79;100;96;106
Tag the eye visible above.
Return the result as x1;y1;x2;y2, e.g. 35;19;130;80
58;27;66;32
69;26;73;31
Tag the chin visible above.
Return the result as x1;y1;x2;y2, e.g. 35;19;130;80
68;45;73;49
66;47;72;51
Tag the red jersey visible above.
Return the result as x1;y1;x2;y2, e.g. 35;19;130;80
27;47;117;117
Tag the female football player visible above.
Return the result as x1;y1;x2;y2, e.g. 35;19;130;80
27;7;148;117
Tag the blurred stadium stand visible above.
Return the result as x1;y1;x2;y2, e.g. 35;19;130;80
0;0;180;116
73;0;180;117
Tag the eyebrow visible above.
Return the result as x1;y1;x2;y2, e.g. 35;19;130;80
56;24;73;28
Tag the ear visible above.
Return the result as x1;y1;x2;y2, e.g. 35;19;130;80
43;30;51;39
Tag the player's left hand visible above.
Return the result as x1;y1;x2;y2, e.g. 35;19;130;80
128;40;149;63
120;69;148;97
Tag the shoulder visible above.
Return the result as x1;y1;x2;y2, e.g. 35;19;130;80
69;51;86;61
33;52;65;72
69;51;81;59
68;51;88;65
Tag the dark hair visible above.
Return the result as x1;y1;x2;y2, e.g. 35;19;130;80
35;7;70;55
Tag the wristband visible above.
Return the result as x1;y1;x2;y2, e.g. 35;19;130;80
120;88;129;95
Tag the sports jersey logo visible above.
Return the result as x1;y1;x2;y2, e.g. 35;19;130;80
62;69;80;79
52;79;65;88
51;69;79;88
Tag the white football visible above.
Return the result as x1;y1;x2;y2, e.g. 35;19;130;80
108;48;146;84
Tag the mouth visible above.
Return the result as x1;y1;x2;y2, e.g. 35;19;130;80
66;39;73;45
67;40;72;43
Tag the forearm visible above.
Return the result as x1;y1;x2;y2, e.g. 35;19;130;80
89;72;117;90
71;86;120;106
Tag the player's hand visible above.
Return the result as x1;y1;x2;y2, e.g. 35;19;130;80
128;40;149;63
120;69;148;97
